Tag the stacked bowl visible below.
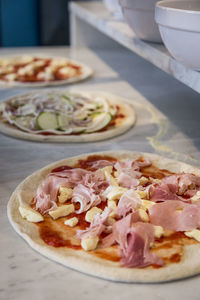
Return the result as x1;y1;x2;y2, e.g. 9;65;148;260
155;0;200;70
119;0;162;43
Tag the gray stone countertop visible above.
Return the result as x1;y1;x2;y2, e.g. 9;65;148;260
0;46;200;300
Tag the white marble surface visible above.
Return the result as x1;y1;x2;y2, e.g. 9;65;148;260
1;46;200;300
70;1;200;94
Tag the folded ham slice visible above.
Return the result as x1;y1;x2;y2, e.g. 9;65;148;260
34;167;108;215
117;190;141;218
33;176;72;214
149;200;200;231
103;214;163;268
114;159;151;189
72;184;101;214
150;173;200;203
76;207;111;239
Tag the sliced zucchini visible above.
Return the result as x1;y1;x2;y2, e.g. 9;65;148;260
14;115;35;130
85;112;112;133
36;112;58;130
57;114;70;130
57;114;86;133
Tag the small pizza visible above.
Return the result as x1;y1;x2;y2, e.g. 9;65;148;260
0;55;92;87
7;151;200;282
0;91;136;142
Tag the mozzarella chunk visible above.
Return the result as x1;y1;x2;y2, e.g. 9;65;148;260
58;187;73;203
185;229;200;242
49;204;74;220
191;191;200;203
107;200;117;218
139;176;149;186
85;207;102;223
19;206;43;223
59;67;77;76
154;225;164;238
5;73;17;81
101;166;117;186
137;190;147;199
149;177;161;184
64;217;78;227
138;209;149;222
105;186;128;202
141;200;155;211
81;237;99;251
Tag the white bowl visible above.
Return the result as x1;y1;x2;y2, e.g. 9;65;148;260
120;0;163;43
103;0;123;18
155;0;200;70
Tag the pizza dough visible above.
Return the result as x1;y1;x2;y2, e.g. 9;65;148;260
0;54;93;87
0;91;136;142
7;151;200;283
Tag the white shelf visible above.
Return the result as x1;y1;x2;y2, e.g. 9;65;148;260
70;1;200;94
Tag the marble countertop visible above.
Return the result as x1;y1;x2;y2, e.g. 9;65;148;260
70;1;200;94
1;46;200;300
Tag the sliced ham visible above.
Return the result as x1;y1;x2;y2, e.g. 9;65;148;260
86;160;114;170
102;214;163;268
114;159;151;189
72;184;101;214
76;207;111;239
34;175;71;214
149;200;200;231
150;173;200;203
117;190;141;218
34;168;108;215
150;182;180;202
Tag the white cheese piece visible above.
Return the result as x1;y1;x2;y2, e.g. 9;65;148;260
141;200;155;211
81;237;99;251
49;204;74;220
59;67;76;76
154;225;164;238
64;217;78;227
5;73;17;81
149;177;161;184
139;176;149;186
18;55;33;64
107;200;117;218
85;207;102;223
137;190;147;199
191;191;200;203
19;206;43;223
58;187;73;203
101;166;117;186
105;186;128;202
185;229;200;242
138;209;149;222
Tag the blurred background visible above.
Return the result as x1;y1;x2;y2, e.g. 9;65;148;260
0;0;72;47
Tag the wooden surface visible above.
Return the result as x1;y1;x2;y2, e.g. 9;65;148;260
1;46;200;300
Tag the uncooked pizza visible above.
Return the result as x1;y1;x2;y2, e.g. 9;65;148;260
7;151;200;282
0;91;136;142
0;55;92;86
